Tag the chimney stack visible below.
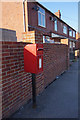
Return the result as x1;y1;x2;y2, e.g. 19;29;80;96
55;10;61;19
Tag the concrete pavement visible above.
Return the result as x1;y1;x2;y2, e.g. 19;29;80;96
11;61;78;118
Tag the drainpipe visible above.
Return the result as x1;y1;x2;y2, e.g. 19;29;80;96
23;0;28;32
23;1;37;107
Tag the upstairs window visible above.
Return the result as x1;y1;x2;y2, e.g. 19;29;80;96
63;25;67;34
54;19;57;31
73;31;75;37
38;6;45;27
69;29;72;36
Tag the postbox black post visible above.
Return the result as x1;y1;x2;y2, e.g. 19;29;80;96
32;73;37;108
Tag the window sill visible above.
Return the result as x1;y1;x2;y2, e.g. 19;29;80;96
63;32;67;35
38;24;46;28
54;30;58;32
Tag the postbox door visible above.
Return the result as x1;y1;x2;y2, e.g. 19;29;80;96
37;55;43;73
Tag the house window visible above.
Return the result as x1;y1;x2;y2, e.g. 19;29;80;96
54;19;57;31
73;31;75;37
73;42;75;48
63;25;67;34
43;36;54;43
69;41;72;48
43;36;45;43
69;29;72;36
38;6;45;27
43;36;50;43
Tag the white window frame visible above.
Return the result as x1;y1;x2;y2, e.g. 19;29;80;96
69;29;72;36
54;19;57;31
43;36;45;43
38;6;45;28
63;25;67;34
73;31;75;38
43;35;54;43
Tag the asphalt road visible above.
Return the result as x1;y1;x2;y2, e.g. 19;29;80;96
11;61;78;118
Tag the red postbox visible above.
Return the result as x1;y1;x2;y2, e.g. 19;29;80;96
24;44;43;74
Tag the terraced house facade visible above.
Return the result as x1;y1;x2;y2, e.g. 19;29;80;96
26;1;77;59
1;0;77;59
27;1;76;44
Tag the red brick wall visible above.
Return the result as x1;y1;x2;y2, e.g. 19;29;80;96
76;40;80;49
1;41;69;118
2;42;32;118
2;41;44;118
43;43;69;87
0;41;2;120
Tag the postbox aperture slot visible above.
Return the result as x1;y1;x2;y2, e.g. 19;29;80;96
37;48;43;51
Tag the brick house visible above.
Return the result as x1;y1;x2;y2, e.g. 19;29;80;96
26;1;77;60
27;2;76;44
0;0;77;59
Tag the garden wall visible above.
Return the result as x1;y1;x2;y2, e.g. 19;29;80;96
1;41;69;118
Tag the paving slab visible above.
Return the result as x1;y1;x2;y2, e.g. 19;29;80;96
11;61;78;118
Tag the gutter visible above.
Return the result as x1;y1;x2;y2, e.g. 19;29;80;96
23;1;26;32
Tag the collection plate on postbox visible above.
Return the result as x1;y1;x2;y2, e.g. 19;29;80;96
24;44;43;74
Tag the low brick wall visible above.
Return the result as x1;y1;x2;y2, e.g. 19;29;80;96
0;41;2;120
1;41;69;118
22;30;43;44
43;43;69;87
2;42;32;118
